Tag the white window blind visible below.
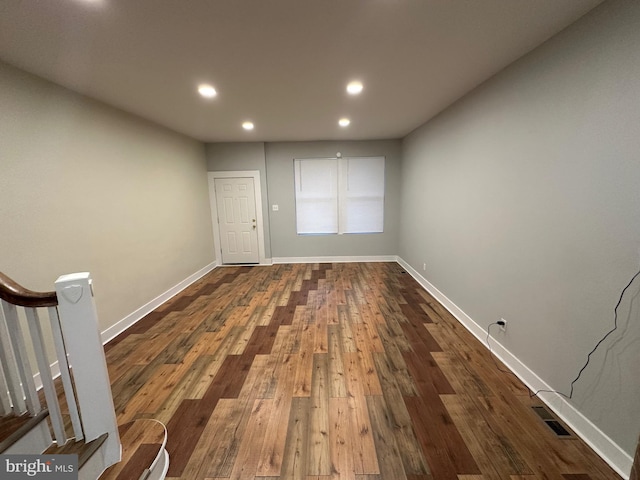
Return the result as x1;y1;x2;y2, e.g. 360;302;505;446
294;156;384;235
294;158;339;234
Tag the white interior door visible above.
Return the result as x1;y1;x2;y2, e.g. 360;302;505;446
214;177;260;264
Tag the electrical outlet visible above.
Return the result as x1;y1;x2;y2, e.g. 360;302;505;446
423;263;427;271
499;318;507;332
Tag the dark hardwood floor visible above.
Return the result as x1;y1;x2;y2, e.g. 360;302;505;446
100;262;622;480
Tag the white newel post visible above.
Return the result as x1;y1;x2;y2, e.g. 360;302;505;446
55;273;121;466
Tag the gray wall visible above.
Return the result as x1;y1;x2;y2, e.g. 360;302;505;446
0;61;215;332
206;142;272;258
399;0;640;456
265;140;401;259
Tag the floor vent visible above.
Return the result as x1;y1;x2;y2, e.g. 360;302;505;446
532;406;572;437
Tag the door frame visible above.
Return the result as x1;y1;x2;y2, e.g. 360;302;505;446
208;171;267;265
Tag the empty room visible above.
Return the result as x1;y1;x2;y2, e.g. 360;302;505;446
1;1;639;479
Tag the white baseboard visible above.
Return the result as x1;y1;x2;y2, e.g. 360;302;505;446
33;365;59;392
272;255;398;264
32;256;631;478
100;260;218;344
34;261;219;390
216;259;274;266
396;256;633;479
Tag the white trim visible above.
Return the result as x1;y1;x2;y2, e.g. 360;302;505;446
217;259;274;267
4;418;52;454
149;449;169;480
33;364;60;401
208;171;267;265
272;255;398;264
147;419;169;480
100;261;217;344
35;260;218;392
32;256;631;478
396;257;633;479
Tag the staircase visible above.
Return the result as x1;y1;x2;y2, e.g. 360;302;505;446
0;271;121;479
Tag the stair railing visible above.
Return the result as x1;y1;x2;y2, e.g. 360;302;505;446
0;271;120;467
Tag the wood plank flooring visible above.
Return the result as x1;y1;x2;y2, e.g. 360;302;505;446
101;262;621;480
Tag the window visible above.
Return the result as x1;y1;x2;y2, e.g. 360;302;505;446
294;156;385;235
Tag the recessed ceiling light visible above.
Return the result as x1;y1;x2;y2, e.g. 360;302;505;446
197;84;217;98
346;81;363;95
339;118;351;127
242;121;255;131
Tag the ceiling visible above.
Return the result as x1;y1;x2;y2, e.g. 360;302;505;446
0;0;604;143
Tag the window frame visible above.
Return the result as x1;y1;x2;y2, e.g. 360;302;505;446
293;156;385;236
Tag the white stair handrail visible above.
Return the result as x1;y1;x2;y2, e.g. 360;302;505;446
25;307;67;444
48;306;84;441
0;300;39;415
0;367;12;415
55;273;121;467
